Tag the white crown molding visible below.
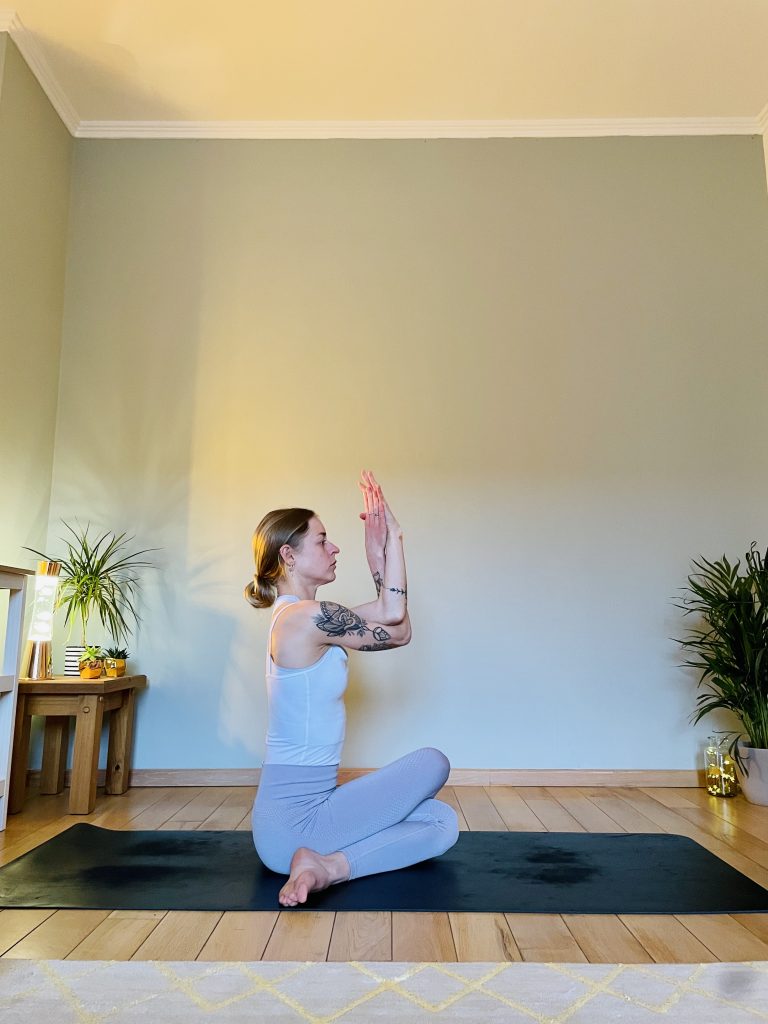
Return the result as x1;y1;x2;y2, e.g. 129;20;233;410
0;8;79;133
2;11;767;143
75;116;762;140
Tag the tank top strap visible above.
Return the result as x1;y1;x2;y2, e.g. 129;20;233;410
265;595;300;671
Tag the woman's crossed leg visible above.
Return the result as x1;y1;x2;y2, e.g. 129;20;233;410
275;747;460;906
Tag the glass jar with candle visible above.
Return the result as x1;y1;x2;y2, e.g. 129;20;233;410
704;734;739;797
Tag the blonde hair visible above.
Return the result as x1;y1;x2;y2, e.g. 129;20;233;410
244;508;315;609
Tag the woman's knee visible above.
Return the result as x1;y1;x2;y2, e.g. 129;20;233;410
418;746;451;787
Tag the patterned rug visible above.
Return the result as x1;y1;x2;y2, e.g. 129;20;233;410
1;959;767;1022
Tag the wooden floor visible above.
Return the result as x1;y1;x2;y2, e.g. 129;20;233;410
2;783;768;963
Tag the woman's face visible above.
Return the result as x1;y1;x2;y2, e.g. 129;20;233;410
292;516;339;585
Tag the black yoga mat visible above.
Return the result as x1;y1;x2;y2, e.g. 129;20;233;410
1;824;767;914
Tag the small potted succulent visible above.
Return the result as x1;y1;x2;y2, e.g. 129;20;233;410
79;644;104;679
104;646;129;678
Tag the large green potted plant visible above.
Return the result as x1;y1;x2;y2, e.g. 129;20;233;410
24;522;157;656
674;542;768;804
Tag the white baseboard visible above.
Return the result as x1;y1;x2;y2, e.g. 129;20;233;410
27;767;702;788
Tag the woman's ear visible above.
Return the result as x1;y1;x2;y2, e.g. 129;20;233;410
279;543;293;566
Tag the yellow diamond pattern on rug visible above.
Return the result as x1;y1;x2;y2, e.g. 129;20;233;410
0;960;767;1022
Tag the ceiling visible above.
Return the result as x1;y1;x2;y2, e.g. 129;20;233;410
1;1;768;137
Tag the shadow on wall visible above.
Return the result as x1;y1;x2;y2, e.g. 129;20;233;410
36;126;207;770
32;31;190;121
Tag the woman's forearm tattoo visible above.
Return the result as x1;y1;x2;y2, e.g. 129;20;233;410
314;602;392;643
359;642;398;651
372;571;406;599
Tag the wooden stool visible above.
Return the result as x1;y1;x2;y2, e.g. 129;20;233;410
9;675;147;815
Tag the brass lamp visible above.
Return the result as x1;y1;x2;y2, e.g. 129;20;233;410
21;560;61;679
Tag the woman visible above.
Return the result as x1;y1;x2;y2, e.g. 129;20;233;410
245;470;459;907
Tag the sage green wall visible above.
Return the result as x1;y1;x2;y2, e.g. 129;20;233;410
51;135;768;770
0;34;72;565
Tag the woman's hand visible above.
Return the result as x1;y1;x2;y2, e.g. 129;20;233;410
359;470;387;575
369;471;403;541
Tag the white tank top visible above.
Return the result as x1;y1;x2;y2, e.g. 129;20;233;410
263;595;348;766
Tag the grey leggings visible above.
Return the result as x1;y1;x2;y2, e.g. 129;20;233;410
251;746;460;880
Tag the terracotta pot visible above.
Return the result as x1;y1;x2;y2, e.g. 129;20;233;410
105;658;126;677
79;662;103;679
736;744;768;805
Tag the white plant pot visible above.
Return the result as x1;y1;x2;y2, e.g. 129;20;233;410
736;744;768;805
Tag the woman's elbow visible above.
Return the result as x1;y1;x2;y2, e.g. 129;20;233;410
380;608;408;627
396;621;412;647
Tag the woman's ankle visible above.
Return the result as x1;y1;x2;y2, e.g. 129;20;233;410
331;851;351;884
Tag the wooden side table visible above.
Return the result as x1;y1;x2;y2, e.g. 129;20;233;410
9;675;147;815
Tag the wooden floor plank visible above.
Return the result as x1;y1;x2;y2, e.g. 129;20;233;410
675;914;768;962
198;788;257;830
643;787;768;847
730;913;768;944
437;787;469;830
0;910;56;955
328;911;391;961
619;914;719;962
131;911;222;960
563;915;654;963
87;786;175;828
453;787;507;830
545;788;627;832
673;806;768;869
504;914;588;962
1;910;110;959
0;791;70;848
578;788;662;833
0;818;80;867
197;911;279;961
160;788;232;824
449;913;522;961
125;789;205;830
640;787;704;809
485;788;547;831
392;912;456;961
516;788;586;832
262;910;335;960
67;910;166;960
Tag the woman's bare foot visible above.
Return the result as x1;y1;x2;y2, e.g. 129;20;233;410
278;847;350;907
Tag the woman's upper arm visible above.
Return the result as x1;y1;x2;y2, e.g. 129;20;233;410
301;600;410;652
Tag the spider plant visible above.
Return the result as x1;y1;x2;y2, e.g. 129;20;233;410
24;522;158;647
673;542;768;777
